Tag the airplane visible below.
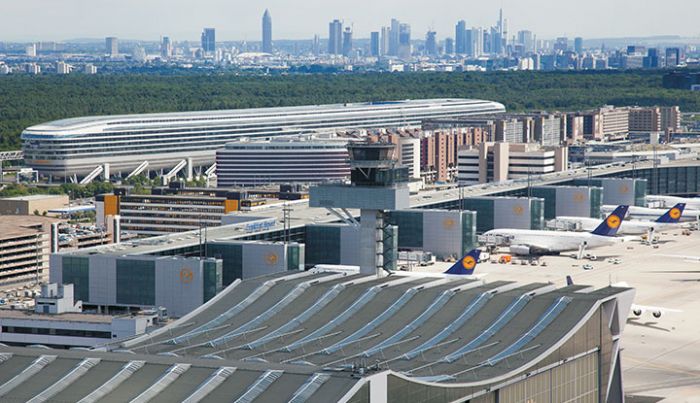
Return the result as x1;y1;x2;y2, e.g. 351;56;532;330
482;205;629;256
646;195;700;211
396;249;487;279
601;204;700;223
549;203;686;235
566;276;681;319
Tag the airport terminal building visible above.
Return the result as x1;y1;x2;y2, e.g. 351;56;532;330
21;99;506;178
0;270;634;402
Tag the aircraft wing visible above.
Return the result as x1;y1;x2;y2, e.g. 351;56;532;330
654;254;700;262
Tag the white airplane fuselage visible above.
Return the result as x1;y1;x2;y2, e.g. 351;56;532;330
601;205;700;223
484;229;624;254
550;216;678;235
646;195;700;211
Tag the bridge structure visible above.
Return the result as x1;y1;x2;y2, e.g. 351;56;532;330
0;150;24;182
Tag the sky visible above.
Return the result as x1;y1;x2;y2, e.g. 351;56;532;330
1;0;698;42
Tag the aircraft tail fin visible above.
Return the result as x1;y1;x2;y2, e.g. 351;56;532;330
591;205;629;237
566;275;574;286
655;203;686;223
444;249;481;275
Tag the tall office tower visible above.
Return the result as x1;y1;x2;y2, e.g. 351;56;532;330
464;29;474;57
553;37;568;52
161;36;173;58
498;8;504;35
328;20;343;54
574;37;583;54
444;38;454;55
389;18;400;56
644;48;659;68
342;27;353;57
425;31;437;56
455;20;467;54
105;37;118;57
472;28;483;57
25;43;36;57
489;27;502;55
262;9;273;53
517;30;533;53
398;23;411;58
370;32;380;57
380;26;391;56
312;34;321;56
201;28;216;53
665;47;681;67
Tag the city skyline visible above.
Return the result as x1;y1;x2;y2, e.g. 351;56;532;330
0;0;698;42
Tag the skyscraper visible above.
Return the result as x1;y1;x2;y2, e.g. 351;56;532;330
262;9;273;54
574;37;583;54
455;20;467;54
472;28;483;57
342;27;353;57
444;38;454;55
425;31;437;56
517;30;533;53
328;20;343;55
389;19;400;56
105;37;118;58
370;32;380;57
665;47;681;67
161;36;173;58
398;23;411;58
380;27;390;56
201;28;216;53
312;34;321;56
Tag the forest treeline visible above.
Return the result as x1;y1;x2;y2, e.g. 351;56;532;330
1;70;699;151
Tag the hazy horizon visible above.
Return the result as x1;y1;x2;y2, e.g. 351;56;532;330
1;0;698;43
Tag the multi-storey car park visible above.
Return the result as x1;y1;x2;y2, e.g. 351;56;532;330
21;99;506;180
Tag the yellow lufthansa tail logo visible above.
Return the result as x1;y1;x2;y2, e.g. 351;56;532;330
462;255;476;270
606;215;621;229
180;268;194;284
669;208;681;220
265;253;278;265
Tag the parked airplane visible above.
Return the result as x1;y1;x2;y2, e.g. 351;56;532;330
566;276;681;318
444;249;481;275
549;203;686;235
601;204;700;223
483;205;629;256
646;195;700;210
397;249;487;279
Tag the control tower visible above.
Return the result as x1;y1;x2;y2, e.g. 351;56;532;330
310;142;410;276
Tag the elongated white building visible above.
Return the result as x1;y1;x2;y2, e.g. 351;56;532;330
21;99;505;178
216;137;350;187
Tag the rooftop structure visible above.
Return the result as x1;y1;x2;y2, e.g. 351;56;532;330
0;269;633;402
21;99;505;179
216;136;351;187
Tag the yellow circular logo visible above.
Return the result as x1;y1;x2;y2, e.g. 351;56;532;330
669;208;681;219
513;205;525;216
180;268;194;284
443;218;456;229
606;215;621;229
573;193;585;203
619;185;630;194
265;253;278;265
462;255;476;270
